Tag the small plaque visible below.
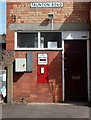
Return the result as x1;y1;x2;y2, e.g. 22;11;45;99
38;54;48;65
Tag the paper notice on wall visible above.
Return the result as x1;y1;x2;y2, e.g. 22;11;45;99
3;74;6;81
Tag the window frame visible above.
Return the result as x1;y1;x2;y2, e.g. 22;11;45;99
15;31;63;50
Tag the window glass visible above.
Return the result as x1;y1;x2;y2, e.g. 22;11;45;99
17;33;38;48
41;32;62;48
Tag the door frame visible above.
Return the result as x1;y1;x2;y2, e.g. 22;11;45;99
62;31;90;102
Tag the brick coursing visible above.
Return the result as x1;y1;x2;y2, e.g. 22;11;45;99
14;51;62;103
7;2;89;24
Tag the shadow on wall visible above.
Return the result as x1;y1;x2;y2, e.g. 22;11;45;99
40;18;50;26
39;2;89;30
48;52;62;103
13;72;24;82
59;2;89;30
45;2;89;103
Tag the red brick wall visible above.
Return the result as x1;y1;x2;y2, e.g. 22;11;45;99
7;2;89;24
6;2;14;50
14;51;62;103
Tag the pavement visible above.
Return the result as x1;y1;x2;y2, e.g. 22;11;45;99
0;102;90;120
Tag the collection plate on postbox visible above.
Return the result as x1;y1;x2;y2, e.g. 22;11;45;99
38;54;48;65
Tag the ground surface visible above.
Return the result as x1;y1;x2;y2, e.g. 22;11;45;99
1;102;90;119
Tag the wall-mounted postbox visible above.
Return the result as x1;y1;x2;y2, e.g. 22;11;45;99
37;54;48;83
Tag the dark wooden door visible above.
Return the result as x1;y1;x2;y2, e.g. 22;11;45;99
64;40;88;101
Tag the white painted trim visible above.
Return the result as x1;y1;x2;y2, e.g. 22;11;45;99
14;32;17;50
14;31;63;50
62;31;89;40
62;40;65;102
38;32;40;48
87;40;90;102
15;48;63;51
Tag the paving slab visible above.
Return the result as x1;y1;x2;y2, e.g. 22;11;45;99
1;103;90;119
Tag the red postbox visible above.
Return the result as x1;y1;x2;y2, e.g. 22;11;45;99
37;54;48;83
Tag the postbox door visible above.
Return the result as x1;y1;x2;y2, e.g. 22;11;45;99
37;65;48;83
37;54;48;83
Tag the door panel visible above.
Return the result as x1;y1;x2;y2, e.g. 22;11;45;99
64;40;88;101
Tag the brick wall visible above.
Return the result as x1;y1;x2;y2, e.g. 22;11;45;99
6;2;89;102
14;51;62;103
8;2;89;24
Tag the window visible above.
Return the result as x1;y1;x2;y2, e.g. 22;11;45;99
17;32;38;48
41;32;61;48
15;32;62;50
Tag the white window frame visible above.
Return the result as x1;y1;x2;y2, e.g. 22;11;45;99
14;31;63;50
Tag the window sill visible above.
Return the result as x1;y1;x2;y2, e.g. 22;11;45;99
15;48;63;51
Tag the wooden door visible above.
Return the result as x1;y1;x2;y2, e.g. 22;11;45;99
64;40;88;101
